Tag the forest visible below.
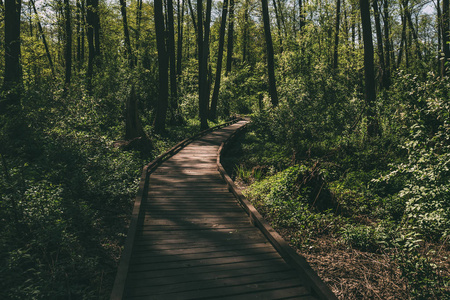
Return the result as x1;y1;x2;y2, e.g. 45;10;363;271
0;0;449;298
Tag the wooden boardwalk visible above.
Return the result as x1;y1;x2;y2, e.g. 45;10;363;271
113;120;334;300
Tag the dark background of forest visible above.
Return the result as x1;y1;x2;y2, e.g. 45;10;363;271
1;0;449;298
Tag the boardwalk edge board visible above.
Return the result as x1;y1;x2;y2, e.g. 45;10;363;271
110;117;241;300
217;121;338;300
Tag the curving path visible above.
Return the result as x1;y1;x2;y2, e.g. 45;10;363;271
115;120;330;300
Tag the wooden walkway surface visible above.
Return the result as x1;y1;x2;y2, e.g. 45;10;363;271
116;120;329;300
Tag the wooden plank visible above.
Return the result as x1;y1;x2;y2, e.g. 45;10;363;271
127;257;287;278
129;251;283;272
127;263;293;285
126;270;301;297
127;278;306;300
132;242;271;256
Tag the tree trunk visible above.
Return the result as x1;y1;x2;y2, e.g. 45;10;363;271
81;0;85;61
225;0;234;75
209;0;228;120
125;86;146;139
119;0;133;68
242;0;249;62
397;12;407;68
30;0;56;77
333;0;341;69
372;0;385;87
443;0;450;75
154;0;169;134
135;0;142;64
167;0;178;113
64;0;72;84
176;0;184;75
272;0;283;52
383;0;391;87
86;0;95;86
359;0;379;137
261;0;279;106
2;0;22;113
93;0;100;57
402;0;422;61
198;0;212;130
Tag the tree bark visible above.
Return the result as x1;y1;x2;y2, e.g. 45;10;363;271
443;0;450;75
135;0;142;64
383;0;391;87
225;0;234;75
176;0;184;75
2;0;22;113
209;0;228;120
93;0;100;57
64;0;72;84
372;0;385;87
272;0;283;52
119;0;133;68
261;0;279;106
359;0;379;137
154;0;169;133
402;0;422;61
397;12;407;68
198;0;212;130
86;0;95;86
242;0;249;61
333;0;341;69
167;0;178;113
30;0;56;77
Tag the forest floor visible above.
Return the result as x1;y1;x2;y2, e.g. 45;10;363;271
223;126;450;300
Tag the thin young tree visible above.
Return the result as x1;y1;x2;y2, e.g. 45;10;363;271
359;0;379;137
443;0;450;75
198;0;212;129
225;0;235;75
333;0;341;69
166;0;178;116
261;0;279;106
176;0;185;75
119;0;133;68
64;0;72;84
30;0;56;77
2;0;22;113
383;0;391;87
209;0;228;120
154;0;169;133
372;0;385;87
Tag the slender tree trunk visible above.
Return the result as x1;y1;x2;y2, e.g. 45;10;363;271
119;0;133;68
272;0;283;52
443;0;450;75
359;0;379;137
187;0;197;34
76;0;81;63
402;0;422;61
372;0;385;87
81;0;85;61
383;0;391;87
93;0;100;57
2;0;22;113
64;0;72;84
86;0;95;86
198;0;212;130
242;0;249;61
30;0;56;77
209;0;228;120
299;0;304;30
176;0;184;75
167;0;178;114
226;0;234;75
333;0;341;69
437;0;443;76
154;0;169;133
135;0;142;64
397;13;407;68
261;0;279;106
